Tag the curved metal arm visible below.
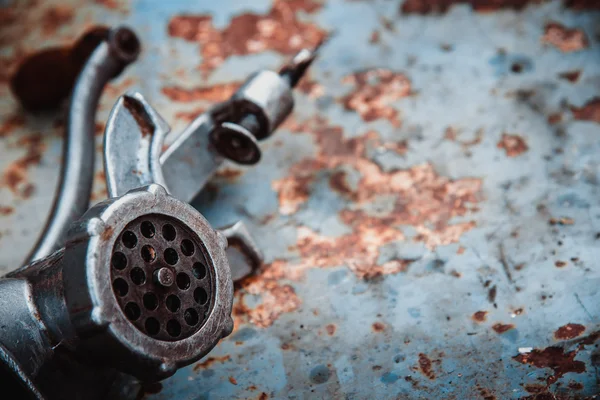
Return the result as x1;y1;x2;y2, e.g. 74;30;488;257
25;27;140;264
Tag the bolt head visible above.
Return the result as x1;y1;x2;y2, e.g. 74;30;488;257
154;267;175;287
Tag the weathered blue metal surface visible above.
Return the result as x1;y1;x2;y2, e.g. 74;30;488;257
1;0;600;398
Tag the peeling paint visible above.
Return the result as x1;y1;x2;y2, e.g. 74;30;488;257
340;69;411;127
542;22;589;53
497;133;528;157
554;323;585;340
168;0;327;77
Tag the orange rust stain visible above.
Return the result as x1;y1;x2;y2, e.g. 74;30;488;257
215;168;244;181
472;311;488;322
369;30;381;44
193;355;231;372
554;323;585;340
549;217;574;226
174;108;206;122
167;0;327;77
100;225;114;241
296;76;324;98
340;69;411;127
542;22;589;53
229;376;238;385
457;246;465;254
2;133;45;197
258;393;269;400
444;126;458;141
256;117;481;325
235;281;301;328
272;163;315;215
418;353;435;379
497;133;528;157
94;122;105;136
401;0;542;14
41;5;74;36
105;77;136;97
513;346;586;385
162;81;241;103
0;114;25;137
325;323;336;336
492;323;515;334
558;70;581;83
0;206;14;216
273;117;481;280
372;322;385;332
570;98;600;124
555;260;567;268
329;170;354;197
547;112;562;125
445;127;484;151
95;0;127;11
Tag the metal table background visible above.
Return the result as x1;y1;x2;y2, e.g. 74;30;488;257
1;0;600;398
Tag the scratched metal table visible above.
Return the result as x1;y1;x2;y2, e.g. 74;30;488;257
1;0;600;398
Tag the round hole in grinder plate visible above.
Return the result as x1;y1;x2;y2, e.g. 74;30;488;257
145;317;160;336
166;320;181;337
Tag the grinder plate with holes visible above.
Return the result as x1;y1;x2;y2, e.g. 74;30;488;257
111;214;214;341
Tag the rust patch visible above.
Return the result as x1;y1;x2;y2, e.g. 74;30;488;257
542;22;589;53
235;281;301;328
0;206;14;216
296;76;324;98
229;376;238;385
329;170;354;197
41;6;74;36
257;117;481;325
95;0;128;11
273;117;481;274
418;353;435;379
162;82;241;103
174;108;206;123
554;323;585;340
570;98;600;124
492;323;515;334
101;225;114;241
167;0;327;77
193;355;231;372
325;324;336;336
258;393;269;400
548;217;574;226
558;70;581;83
497;133;528;157
369;30;381;44
340;69;411;127
513;346;586;384
123;96;153;137
0;114;25;138
2;133;45;197
445;127;484;152
547;113;562;125
524;384;546;394
554;260;567;268
567;381;583;390
215;168;244;181
372;322;386;332
472;311;488;322
400;0;541;14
